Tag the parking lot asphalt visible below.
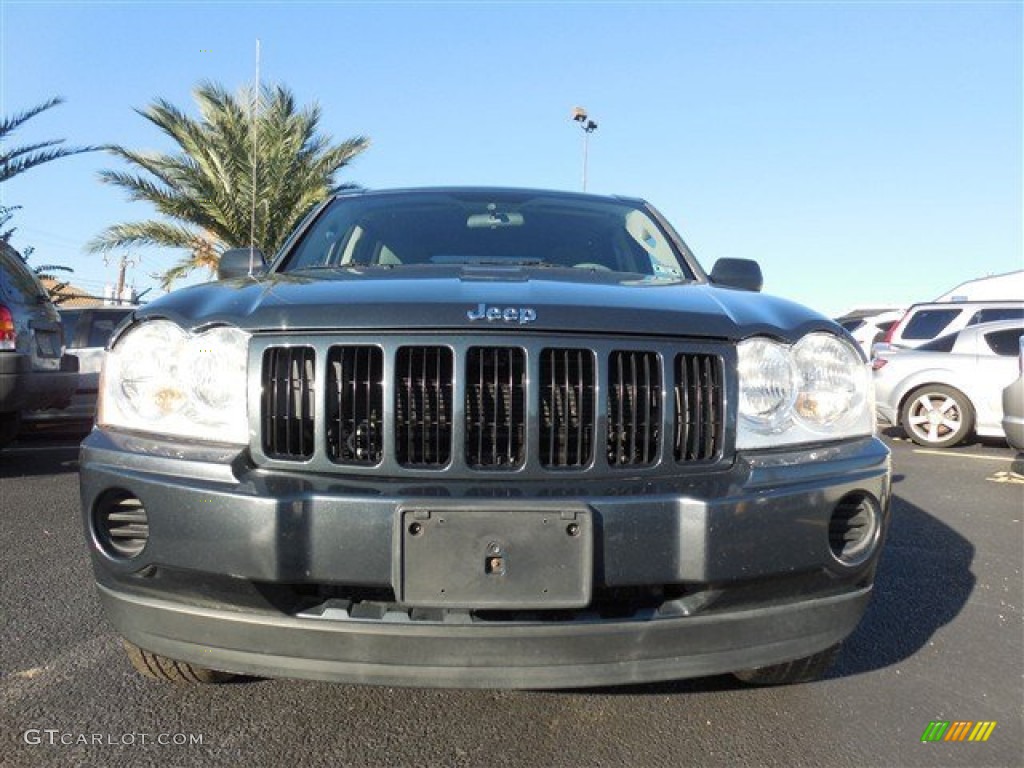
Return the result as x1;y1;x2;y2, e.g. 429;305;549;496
1;431;1021;768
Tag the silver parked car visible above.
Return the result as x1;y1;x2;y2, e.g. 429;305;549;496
874;319;1024;448
1002;335;1024;451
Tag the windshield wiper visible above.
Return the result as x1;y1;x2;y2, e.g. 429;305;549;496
429;255;559;267
292;263;395;271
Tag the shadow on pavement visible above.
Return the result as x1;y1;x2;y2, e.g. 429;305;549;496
0;437;82;478
833;494;974;678
570;493;974;696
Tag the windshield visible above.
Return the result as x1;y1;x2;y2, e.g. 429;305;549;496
277;191;695;279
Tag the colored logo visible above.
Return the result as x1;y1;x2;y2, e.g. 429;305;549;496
921;721;997;742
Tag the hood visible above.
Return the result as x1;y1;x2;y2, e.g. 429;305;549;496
136;266;834;343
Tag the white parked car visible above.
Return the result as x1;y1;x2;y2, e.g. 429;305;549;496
846;309;904;358
873;300;1023;357
873;319;1024;448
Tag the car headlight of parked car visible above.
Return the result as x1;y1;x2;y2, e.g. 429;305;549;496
737;333;872;449
98;319;250;444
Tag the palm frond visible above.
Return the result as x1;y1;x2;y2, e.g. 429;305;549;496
33;264;74;278
91;80;370;287
0;97;63;135
0;97;97;182
87;221;207;253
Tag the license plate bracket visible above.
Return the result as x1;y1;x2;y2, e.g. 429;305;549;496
397;506;592;609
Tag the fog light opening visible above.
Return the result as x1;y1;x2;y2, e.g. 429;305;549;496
828;493;880;567
94;491;150;559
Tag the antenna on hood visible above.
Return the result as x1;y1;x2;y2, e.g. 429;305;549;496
249;38;261;277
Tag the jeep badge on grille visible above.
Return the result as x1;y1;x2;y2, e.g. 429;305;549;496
467;303;537;324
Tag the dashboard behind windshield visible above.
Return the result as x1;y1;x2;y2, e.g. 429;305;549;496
278;191;695;279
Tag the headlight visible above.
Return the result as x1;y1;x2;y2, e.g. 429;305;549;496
792;334;867;428
737;333;873;450
99;319;250;444
736;337;798;432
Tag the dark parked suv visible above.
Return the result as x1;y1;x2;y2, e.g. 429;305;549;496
0;241;78;449
80;188;891;688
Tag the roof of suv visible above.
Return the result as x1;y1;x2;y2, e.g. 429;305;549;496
883;299;1024;348
0;241;50;304
333;186;649;207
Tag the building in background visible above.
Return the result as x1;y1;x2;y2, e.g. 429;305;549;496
934;270;1024;302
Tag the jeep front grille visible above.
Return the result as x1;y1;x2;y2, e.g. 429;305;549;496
540;348;596;468
261;346;316;460
466;347;526;469
326;346;384;465
607;350;661;467
256;336;729;477
395;346;453;467
674;353;724;462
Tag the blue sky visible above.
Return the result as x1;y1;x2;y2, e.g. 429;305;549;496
1;1;1021;317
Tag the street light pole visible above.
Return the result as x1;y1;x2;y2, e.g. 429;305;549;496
572;107;598;192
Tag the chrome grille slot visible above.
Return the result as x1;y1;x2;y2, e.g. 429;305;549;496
261;347;316;460
395;346;453;467
607;350;661;467
465;347;526;469
326;346;383;465
674;353;724;462
540;348;596;468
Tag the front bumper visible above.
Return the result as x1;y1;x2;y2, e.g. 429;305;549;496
21;390;96;427
0;352;79;412
80;430;891;687
98;582;872;689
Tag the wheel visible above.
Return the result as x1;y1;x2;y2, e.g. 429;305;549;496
900;384;974;448
733;644;841;686
122;640;239;685
0;412;21;451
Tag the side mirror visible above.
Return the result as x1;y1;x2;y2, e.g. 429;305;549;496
218;247;266;280
709;258;763;292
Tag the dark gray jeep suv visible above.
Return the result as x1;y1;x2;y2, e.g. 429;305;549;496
80;188;891;688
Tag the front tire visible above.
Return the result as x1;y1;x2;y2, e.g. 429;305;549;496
122;640;239;685
900;384;974;448
733;644;841;686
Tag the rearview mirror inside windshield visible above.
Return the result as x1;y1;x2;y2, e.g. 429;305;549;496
466;212;524;229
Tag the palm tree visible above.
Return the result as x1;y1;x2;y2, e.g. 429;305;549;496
0;97;95;182
88;81;369;288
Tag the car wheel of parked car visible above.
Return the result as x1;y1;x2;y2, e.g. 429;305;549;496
900;384;974;448
0;412;21;450
122;641;239;685
733;644;841;685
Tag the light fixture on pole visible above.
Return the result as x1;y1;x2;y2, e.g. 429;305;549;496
572;106;598;192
